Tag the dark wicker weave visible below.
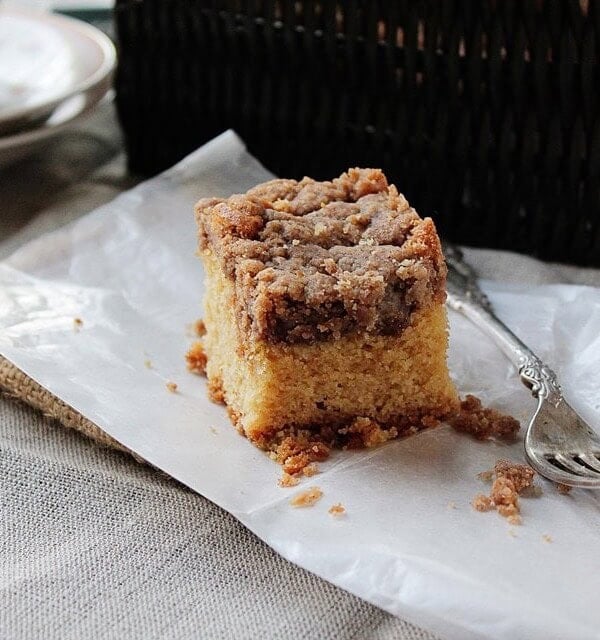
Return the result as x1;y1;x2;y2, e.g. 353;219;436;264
115;1;600;265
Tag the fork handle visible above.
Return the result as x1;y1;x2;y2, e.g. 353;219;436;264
446;289;563;407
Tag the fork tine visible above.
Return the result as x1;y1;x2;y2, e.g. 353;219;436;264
551;453;600;478
576;454;600;474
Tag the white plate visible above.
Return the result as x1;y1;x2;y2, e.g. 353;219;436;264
0;8;115;135
0;90;113;168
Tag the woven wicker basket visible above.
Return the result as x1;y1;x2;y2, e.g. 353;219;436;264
115;0;600;265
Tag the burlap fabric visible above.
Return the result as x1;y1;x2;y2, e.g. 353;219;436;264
2;101;599;640
0;355;129;454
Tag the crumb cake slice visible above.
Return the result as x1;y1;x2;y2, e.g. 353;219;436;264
194;168;459;449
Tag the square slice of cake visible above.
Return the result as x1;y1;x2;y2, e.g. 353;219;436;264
194;168;458;450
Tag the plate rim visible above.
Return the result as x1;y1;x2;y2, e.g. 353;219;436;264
0;90;114;153
0;8;116;127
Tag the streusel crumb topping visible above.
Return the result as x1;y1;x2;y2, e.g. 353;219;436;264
196;169;446;344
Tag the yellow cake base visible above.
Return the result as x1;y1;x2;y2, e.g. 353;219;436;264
201;251;459;447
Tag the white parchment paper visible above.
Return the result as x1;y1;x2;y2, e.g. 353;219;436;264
1;131;600;640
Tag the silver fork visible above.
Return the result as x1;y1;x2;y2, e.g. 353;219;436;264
443;242;600;488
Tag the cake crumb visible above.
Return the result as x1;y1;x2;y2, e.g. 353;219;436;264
472;494;493;512
494;459;535;493
210;426;218;435
194;319;206;336
166;382;178;393
347;416;398;448
186;319;207;337
262;416;426;476
144;359;153;369
497;502;519;518
450;395;520;440
302;463;319;477
491;477;520;516
328;503;346;516
282;453;312;476
186;341;207;375
447;501;457;509
272;435;330;476
508;529;517;537
290;487;323;508
73;317;83;331
278;472;300;488
473;459;537;523
542;534;553;543
556;482;572;495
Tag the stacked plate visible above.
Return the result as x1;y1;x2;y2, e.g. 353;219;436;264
0;8;115;167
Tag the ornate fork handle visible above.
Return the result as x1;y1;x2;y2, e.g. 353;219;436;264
518;355;563;406
443;242;564;408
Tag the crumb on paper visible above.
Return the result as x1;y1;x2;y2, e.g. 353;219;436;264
272;435;330;476
508;529;517;538
262;415;407;478
542;534;553;543
472;459;538;523
447;501;457;510
144;359;153;369
290;486;323;508
302;463;319;477
186;341;207;375
450;395;520;441
494;459;535;493
491;477;520;518
472;494;493;512
556;482;572;495
185;319;207;337
328;503;346;517
194;319;206;336
278;472;300;488
210;426;218;435
347;416;398;448
166;382;178;393
73;317;83;331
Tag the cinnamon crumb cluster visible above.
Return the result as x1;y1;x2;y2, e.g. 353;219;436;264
472;459;537;524
337;417;399;448
278;472;300;488
268;415;407;485
185;319;208;375
271;434;330;475
450;395;520;440
186;341;207;375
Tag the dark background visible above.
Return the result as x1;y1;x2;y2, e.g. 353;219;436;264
114;0;600;266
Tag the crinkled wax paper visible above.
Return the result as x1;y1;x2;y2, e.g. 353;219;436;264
1;131;600;640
